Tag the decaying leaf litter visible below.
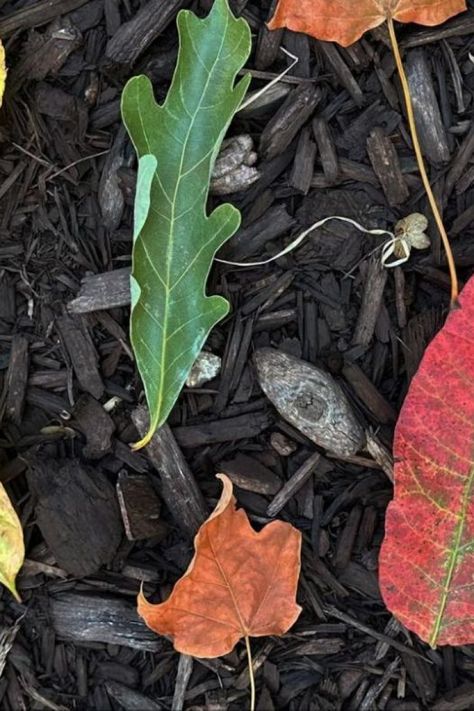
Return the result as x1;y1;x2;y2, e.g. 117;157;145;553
1;0;474;708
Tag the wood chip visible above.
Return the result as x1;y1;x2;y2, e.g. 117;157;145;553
333;505;363;572
294;638;345;656
133;406;207;537
50;593;160;651
342;360;396;424
105;0;189;68
255;24;282;70
267;451;320;517
10;17;82;91
4;335;29;425
365;431;394;482
219;453;282;495
72;394;115;459
56;314;104;399
445;123;474;200
221;204;296;261
0;0;89;36
173;412;272;448
433;682;474;711
317;41;364;106
260;84;321;160
26;455;122;576
289;126;317;195
105;681;162;711
406;49;450;164
172;655;193;711
68;267;131;314
366;127;409;206
352;256;388;347
312;116;339;183
116;472;164;541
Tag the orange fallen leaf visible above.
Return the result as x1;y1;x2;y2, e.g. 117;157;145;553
138;473;302;658
268;0;467;47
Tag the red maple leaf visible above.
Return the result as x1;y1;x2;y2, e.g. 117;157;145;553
379;275;474;647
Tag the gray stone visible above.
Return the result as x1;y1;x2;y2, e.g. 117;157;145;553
254;348;364;456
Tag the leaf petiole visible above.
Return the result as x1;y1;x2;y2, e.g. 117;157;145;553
386;17;458;306
244;635;256;711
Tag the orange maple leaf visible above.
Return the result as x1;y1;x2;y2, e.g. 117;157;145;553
138;473;302;658
268;0;467;47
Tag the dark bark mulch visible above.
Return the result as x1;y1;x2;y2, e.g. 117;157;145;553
1;0;474;709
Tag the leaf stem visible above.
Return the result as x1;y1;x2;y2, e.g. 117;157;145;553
244;635;256;711
386;17;458;306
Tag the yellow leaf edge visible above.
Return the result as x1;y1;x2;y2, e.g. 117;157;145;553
0;482;25;601
0;39;6;107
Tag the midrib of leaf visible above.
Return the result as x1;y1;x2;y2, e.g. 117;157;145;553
430;463;474;646
208;535;249;636
152;13;230;432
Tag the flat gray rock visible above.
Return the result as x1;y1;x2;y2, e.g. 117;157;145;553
254;348;364;456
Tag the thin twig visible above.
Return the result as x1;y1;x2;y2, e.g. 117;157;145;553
46;149;110;182
244;635;256;711
387;17;458;306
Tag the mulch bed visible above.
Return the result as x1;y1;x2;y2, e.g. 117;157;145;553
1;0;474;709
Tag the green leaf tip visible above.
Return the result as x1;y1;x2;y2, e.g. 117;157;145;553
122;0;251;448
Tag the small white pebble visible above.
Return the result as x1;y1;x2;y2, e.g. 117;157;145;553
270;432;298;457
186;352;221;388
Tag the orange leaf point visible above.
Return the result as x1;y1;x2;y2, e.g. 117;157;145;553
268;0;467;47
138;474;302;658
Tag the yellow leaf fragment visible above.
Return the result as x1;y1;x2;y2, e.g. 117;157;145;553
0;40;6;107
0;482;24;601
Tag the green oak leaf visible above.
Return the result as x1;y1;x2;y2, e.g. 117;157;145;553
121;0;251;447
